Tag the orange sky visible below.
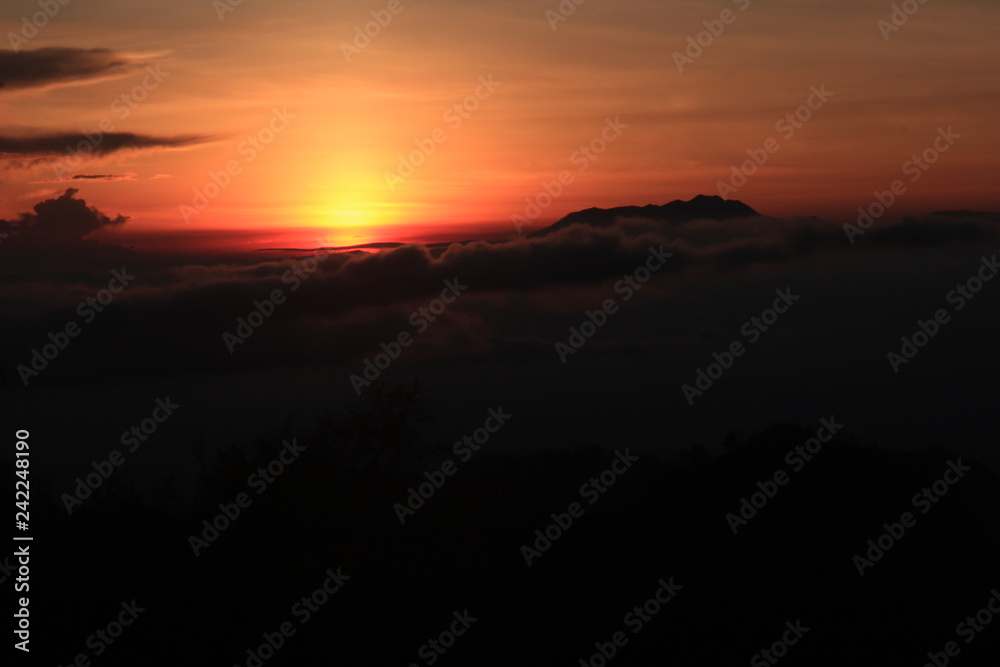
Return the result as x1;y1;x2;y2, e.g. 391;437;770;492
2;0;998;249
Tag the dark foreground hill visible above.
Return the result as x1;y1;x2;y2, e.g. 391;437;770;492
19;383;1000;666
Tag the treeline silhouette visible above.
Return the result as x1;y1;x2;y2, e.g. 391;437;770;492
20;380;1000;666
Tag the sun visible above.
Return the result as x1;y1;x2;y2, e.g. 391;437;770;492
294;196;422;247
292;159;433;247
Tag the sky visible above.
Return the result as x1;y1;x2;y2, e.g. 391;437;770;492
1;0;998;250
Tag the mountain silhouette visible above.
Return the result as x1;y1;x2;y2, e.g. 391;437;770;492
530;194;759;237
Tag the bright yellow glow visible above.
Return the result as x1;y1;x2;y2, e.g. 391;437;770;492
293;169;392;240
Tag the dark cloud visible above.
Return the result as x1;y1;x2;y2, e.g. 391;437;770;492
0;188;132;275
0;132;210;163
0;47;130;90
1;187;125;238
31;173;138;183
71;173;137;181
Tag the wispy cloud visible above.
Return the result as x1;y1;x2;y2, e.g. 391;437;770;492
32;172;139;183
0;132;212;165
0;47;133;91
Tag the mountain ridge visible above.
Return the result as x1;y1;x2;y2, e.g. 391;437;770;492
529;194;760;237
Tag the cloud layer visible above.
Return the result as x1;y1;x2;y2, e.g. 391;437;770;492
2;190;998;471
